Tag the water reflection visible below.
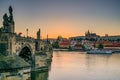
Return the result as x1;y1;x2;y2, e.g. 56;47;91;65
31;62;51;80
85;54;112;71
48;51;120;80
31;71;49;80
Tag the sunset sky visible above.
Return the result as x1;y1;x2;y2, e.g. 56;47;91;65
0;0;120;38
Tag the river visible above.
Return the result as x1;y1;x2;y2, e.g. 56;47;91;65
33;51;120;80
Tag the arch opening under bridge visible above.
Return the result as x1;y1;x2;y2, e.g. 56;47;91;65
19;46;33;64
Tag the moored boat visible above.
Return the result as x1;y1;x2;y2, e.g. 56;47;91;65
87;49;112;54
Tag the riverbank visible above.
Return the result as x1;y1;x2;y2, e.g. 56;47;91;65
53;48;84;52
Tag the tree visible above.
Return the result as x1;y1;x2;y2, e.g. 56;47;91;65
52;41;59;48
68;46;72;51
98;44;104;49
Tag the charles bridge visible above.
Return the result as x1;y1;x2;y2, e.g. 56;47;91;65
0;6;53;72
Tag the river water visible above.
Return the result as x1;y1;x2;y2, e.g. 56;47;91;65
34;51;120;80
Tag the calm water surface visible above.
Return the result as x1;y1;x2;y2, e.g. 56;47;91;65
35;51;120;80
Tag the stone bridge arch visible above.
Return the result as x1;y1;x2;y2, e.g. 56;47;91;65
17;43;34;64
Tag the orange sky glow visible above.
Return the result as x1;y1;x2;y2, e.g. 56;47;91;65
0;0;120;39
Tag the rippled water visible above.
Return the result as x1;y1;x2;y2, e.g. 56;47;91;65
34;51;120;80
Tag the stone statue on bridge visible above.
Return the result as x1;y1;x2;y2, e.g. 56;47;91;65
3;13;9;32
9;6;14;24
1;6;15;33
37;29;41;40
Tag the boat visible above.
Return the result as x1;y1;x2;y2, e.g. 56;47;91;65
87;49;112;54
